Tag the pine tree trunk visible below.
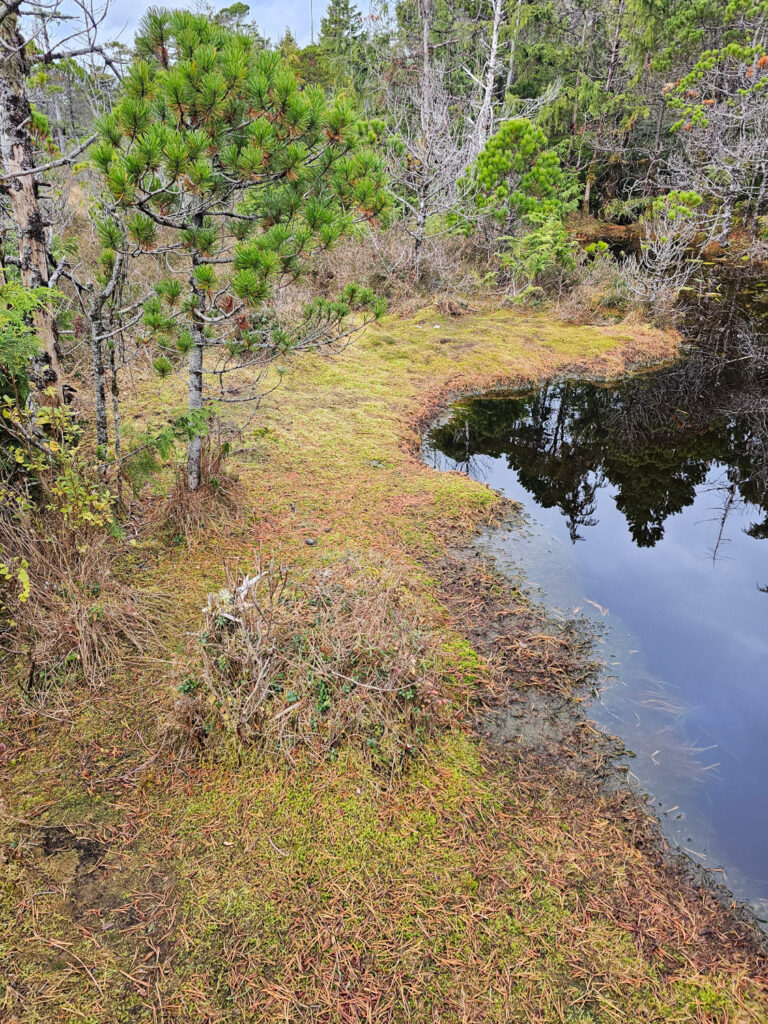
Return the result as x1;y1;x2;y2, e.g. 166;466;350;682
90;321;108;452
187;331;204;491
0;11;63;403
108;342;123;506
86;251;124;454
187;215;206;492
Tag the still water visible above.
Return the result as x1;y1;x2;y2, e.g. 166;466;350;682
425;343;768;917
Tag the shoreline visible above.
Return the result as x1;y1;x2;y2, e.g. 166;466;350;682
5;304;767;1020
415;365;768;944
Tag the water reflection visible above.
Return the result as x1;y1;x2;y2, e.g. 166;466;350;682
429;372;768;558
425;279;768;917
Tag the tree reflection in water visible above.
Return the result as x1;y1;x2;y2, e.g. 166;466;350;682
428;276;768;555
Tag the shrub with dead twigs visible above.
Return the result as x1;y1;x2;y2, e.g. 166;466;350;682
0;398;162;695
197;553;454;764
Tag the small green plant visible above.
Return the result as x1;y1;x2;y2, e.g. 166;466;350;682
178;676;201;695
1;393;115;528
0;283;48;403
497;214;577;301
0;556;30;627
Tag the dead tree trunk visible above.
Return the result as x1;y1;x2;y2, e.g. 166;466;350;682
475;0;505;153
0;10;63;403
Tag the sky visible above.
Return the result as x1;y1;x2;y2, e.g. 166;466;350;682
98;0;333;48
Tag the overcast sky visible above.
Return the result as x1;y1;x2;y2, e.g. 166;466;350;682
93;0;335;50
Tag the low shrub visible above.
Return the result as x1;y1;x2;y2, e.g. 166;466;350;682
197;553;454;764
0;510;160;694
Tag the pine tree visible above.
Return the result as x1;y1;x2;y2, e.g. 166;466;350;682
278;27;299;60
92;9;388;490
469;118;573;233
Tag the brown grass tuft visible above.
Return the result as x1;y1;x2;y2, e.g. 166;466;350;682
0;514;161;693
141;440;243;541
197;551;454;763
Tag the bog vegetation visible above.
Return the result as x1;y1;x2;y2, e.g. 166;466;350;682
2;0;768;1019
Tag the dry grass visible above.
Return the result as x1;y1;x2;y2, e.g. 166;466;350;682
556;255;634;325
0;512;160;694
138;440;243;542
196;553;458;763
305;227;482;310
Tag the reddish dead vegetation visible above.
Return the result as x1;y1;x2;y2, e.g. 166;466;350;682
500;762;768;989
178;552;459;763
6;769;765;1024
435;554;598;697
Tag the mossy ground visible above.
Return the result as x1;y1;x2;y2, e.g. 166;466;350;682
2;305;766;1022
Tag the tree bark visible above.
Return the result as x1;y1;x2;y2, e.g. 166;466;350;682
90;321;108;452
0;11;63;402
475;0;505;153
413;185;428;279
85;249;124;453
187;211;206;492
108;340;123;506
187;330;204;491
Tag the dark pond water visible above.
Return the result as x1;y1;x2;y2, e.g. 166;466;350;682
425;282;768;918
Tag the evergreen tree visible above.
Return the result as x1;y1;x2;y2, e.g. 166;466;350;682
93;9;388;490
320;0;363;55
319;0;364;86
469;118;571;232
278;27;299;59
213;1;268;45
